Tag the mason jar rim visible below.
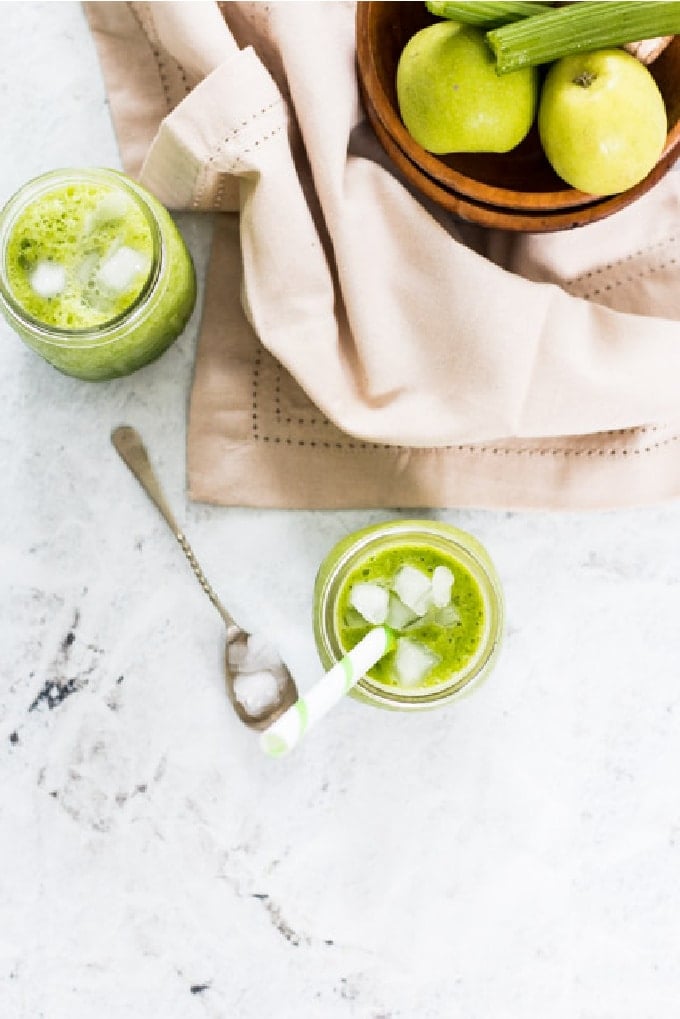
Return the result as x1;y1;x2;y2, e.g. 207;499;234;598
313;519;505;710
0;167;163;347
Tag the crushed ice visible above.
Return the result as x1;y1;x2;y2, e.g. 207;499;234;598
348;559;459;687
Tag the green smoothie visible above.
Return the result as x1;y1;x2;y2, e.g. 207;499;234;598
313;520;504;710
336;543;486;688
0;168;196;380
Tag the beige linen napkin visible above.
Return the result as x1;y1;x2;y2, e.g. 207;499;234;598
85;1;680;508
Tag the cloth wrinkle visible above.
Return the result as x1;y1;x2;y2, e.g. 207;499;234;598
127;1;191;110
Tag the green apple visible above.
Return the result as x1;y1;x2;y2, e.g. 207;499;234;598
396;22;538;154
538;49;668;196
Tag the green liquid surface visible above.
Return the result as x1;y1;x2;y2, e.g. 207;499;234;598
5;181;154;330
336;543;486;689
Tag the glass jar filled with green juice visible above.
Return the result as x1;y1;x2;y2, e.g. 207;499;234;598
0;168;196;380
313;519;504;710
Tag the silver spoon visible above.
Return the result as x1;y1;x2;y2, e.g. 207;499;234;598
111;425;298;731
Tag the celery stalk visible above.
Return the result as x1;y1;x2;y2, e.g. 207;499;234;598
425;1;553;27
487;1;680;74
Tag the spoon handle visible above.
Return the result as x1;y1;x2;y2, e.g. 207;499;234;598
111;425;236;630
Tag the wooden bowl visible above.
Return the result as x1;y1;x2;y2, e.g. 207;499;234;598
356;1;680;231
363;86;611;232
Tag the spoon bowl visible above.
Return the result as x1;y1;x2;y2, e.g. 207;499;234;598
224;628;298;731
111;425;299;731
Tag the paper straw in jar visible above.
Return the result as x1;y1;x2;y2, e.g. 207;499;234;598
259;626;395;757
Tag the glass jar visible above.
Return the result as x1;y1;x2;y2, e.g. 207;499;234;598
313;519;504;710
0;167;196;380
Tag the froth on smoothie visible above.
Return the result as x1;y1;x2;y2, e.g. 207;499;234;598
5;181;154;330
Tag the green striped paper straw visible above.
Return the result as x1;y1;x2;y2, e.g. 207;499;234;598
259;626;395;757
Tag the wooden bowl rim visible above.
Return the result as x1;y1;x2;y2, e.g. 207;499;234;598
361;83;615;233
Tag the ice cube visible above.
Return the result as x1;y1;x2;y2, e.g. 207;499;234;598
434;603;460;627
385;592;418;631
241;632;285;673
96;245;149;294
432;565;454;608
393;565;432;616
404;602;461;630
226;640;248;671
349;582;389;624
344;607;369;630
74;251;100;286
393;638;440;688
232;670;281;717
85;191;131;231
29;260;66;298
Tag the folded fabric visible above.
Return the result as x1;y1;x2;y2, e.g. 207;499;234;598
85;1;680;508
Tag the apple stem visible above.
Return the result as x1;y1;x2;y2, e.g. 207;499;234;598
573;70;597;88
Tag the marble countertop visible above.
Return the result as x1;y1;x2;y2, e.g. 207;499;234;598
2;5;680;1018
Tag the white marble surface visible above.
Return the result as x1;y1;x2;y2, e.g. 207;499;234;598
2;4;680;1017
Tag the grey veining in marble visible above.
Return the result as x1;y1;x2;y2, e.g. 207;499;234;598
1;5;680;1018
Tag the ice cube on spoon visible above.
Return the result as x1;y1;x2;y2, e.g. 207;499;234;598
238;631;286;673
233;670;282;718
